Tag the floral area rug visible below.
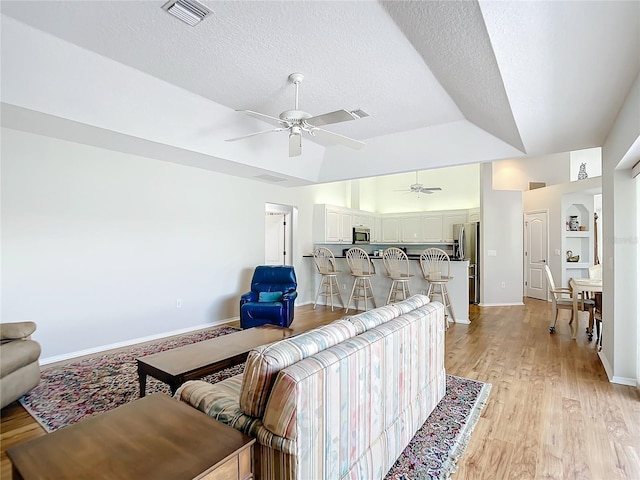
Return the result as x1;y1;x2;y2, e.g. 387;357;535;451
21;327;490;480
20;326;243;432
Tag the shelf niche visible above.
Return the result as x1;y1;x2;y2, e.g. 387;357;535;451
565;203;589;232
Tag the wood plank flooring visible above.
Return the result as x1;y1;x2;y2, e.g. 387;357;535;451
2;298;639;479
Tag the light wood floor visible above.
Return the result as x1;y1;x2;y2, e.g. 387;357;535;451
2;299;639;479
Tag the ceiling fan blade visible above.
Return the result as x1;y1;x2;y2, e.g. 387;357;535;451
225;128;285;142
309;127;364;150
289;132;302;157
420;187;442;192
237;110;286;127
306;109;369;127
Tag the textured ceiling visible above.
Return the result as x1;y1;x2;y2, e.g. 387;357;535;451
1;0;639;186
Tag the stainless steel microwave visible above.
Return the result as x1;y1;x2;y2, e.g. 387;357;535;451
352;226;371;244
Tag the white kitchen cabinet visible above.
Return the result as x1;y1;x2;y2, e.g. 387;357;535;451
468;208;480;223
314;205;353;243
420;214;444;242
381;217;401;242
401;216;422;243
442;212;468;242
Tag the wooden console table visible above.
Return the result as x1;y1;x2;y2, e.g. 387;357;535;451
7;394;255;480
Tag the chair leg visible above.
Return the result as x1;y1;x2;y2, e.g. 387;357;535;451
550;304;558;333
442;284;455;323
330;276;344;310
346;279;358;313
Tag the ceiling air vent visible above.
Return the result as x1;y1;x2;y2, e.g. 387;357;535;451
162;0;211;26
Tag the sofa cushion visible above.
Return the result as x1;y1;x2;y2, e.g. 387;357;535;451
239;318;358;417
347;294;430;333
0;339;41;377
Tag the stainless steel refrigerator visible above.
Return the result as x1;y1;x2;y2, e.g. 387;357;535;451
453;223;480;304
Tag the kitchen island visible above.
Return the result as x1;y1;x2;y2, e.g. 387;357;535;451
305;251;470;323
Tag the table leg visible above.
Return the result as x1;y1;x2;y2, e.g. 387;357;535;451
138;364;147;398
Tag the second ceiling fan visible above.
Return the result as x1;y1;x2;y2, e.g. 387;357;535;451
396;171;442;197
226;73;369;157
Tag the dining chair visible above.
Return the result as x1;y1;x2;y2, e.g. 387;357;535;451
381;247;414;305
419;248;455;327
312;247;344;311
589;264;603;347
544;265;594;334
345;247;376;313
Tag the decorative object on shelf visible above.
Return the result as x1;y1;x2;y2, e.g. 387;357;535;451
579;226;586;231
566;250;580;262
578;162;589;180
569;216;580;231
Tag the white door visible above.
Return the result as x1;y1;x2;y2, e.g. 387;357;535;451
524;211;548;300
265;213;286;265
265;203;294;265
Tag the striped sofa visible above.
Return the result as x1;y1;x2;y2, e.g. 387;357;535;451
176;294;446;480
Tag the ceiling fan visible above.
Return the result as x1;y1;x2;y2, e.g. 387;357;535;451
396;172;442;197
225;73;369;157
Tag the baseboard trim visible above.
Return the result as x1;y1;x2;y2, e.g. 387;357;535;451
610;375;638;387
454;318;471;324
40;318;239;365
478;302;525;307
598;350;614;380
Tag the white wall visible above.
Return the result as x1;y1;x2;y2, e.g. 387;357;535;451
1;128;319;361
479;163;524;305
601;71;639;386
360;164;480;214
570;147;602;181
522;178;601;288
493;153;570;191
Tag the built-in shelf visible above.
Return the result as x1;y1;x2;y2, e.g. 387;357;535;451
565;231;590;237
565;262;591;269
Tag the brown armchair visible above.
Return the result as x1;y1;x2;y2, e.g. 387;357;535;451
1;322;41;409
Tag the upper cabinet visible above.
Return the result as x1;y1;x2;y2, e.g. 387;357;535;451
314;205;476;245
381;217;401;243
314;205;353;243
468;208;480;223
421;214;444;242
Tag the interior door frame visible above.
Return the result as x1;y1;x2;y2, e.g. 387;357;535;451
523;209;550;301
265;203;295;266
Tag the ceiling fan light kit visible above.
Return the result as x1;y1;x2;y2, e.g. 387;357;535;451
226;73;369;157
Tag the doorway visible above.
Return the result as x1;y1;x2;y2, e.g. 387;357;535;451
264;203;294;265
524;210;549;300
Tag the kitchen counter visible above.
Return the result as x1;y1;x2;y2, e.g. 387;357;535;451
305;254;470;323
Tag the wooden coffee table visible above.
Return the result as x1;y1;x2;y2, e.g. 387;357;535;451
137;325;293;396
7;394;255;480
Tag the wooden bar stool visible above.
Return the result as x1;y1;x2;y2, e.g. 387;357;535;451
312;247;344;311
382;247;414;304
345;247;377;313
419;248;455;327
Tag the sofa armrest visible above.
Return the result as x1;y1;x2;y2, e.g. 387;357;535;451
0;322;37;341
240;292;258;305
176;378;297;455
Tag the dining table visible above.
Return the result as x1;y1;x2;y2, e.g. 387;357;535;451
569;277;603;339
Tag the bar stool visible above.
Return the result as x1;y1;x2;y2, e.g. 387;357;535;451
345;247;377;313
312;247;344;311
419;248;455;327
382;247;414;304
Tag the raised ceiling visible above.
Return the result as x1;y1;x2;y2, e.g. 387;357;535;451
1;1;639;186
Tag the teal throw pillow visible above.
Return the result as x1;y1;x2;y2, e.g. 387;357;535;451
258;291;283;302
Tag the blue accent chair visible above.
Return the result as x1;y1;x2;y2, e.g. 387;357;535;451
240;265;298;329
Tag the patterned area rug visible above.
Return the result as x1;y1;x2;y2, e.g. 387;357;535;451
21;327;490;480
